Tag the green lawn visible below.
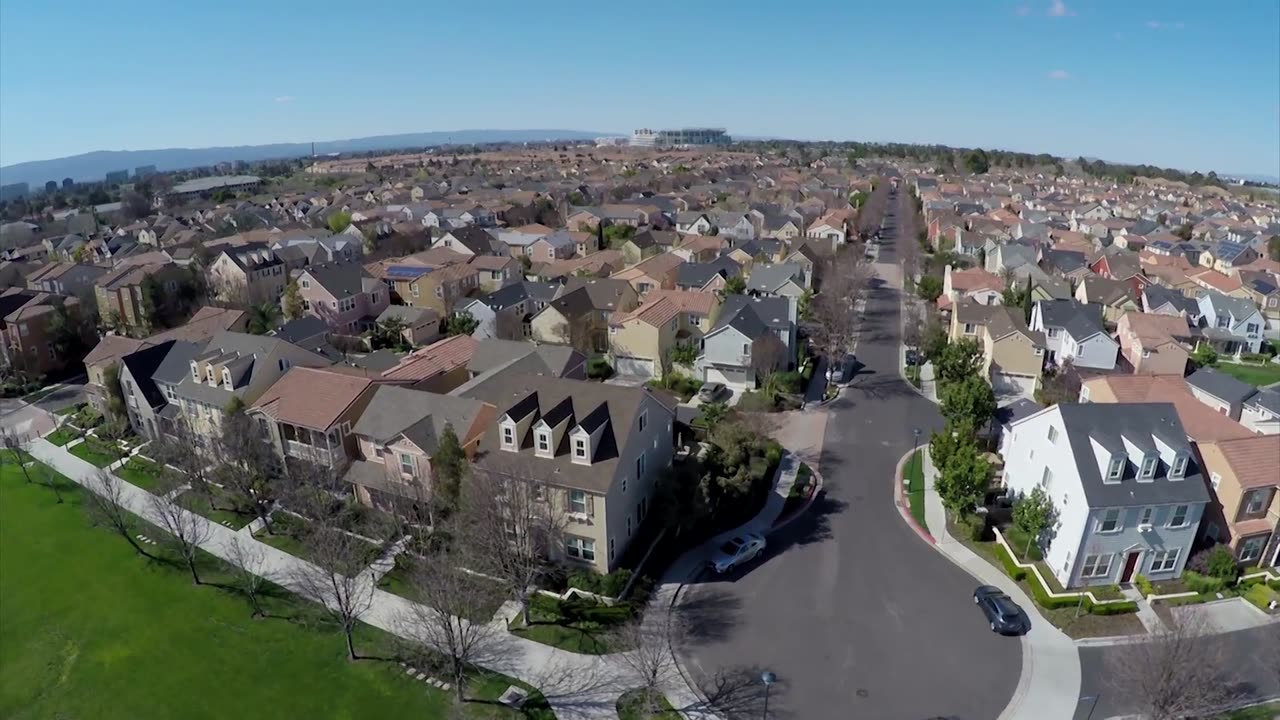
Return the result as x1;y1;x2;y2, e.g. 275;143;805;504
1215;361;1280;388
44;427;80;447
904;449;928;534
116;457;168;492
0;457;552;720
1216;701;1280;720
616;689;678;719
68;438;122;468
54;403;82;416
509;594;633;655
175;489;255;530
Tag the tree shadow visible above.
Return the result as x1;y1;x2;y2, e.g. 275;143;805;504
670;586;743;646
680;663;796;720
765;490;845;551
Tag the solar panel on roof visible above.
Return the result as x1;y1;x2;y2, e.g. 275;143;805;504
385;265;429;279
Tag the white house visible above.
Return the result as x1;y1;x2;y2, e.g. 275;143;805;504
1196;291;1265;355
699;295;796;391
1002;402;1209;589
1029;299;1118;370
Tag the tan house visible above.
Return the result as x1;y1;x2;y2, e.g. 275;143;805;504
1197;435;1280;568
608;290;720;379
249;367;376;470
469;255;518;293
94;262;189;333
671;234;726;263
1079;375;1256;444
395;262;480;315
531;278;639;353
1116;311;1194;375
609;252;685;297
536;250;626;282
207;243;287;304
1074;276;1139;323
342;385;495;512
379;334;478;393
980;306;1046;396
83;335;156;414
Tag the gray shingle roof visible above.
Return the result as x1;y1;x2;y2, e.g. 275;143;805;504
714;295;790;339
351;385;487;452
1185;368;1257;405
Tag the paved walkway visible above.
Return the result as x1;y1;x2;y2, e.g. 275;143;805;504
919;450;1082;720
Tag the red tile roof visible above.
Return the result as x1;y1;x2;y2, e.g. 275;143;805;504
380;335;478;382
252;367;373;431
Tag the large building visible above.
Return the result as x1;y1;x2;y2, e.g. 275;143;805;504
105;170;130;184
0;182;30;201
160;175;262;206
134;165;157;179
630;128;731;148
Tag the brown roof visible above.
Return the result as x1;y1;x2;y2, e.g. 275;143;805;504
83;335;153;368
950;267;1006;292
1208;435;1280;490
251;367;373;431
468;255;514;271
1190;268;1242;293
1119;311;1193;346
1083;375;1254;442
428;262;478;284
406;247;470;268
381;335;478;382
150;306;246;344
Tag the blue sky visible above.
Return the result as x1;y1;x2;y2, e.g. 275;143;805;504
2;0;1277;176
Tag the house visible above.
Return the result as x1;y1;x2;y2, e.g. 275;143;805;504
458;281;559;341
435;225;506;257
376;305;441;347
297;262;389;333
607;290;720;380
619;230;679;264
207;243;287;303
1184;368;1257;421
610;252;685;296
709;212;756;242
1196;435;1280;568
1075;276;1139;323
0;289;85;378
1196;292;1265;354
986;243;1038;277
700;295;796;391
168;332;333;450
343;384;495;512
530;278;639;353
395;262;481;315
537;250;626;282
83;335;155;415
249;367;376;471
117;340;201;441
745;263;809;300
469;255;518;293
1237;270;1280;331
805;213;847;246
463;339;587;382
1115;312;1194;375
94;262;189;332
939;266;1005;312
527;231;577;263
675;212;712;235
675;257;741;293
1241;389;1280;436
1030;300;1117;370
458;372;676;573
1141;285;1201;321
671;234;727;263
270;316;330;350
1002;403;1209;589
1199;241;1258;274
379;334;479;393
981;306;1046;398
1080;375;1255;443
24;261;108;297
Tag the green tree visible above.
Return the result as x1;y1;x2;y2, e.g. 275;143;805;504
933;433;989;516
432;423;466;512
327;211;353;234
921;316;950;361
603;224;636;247
940;374;997;431
223;396;246;416
916;275;944;302
669;343;699;366
1013;487;1055;545
1191;344;1218;368
282;281;304;321
935;339;983;384
797;289;814;321
928;418;976;469
1173;223;1193;241
721;275;746;296
445;313;479;337
103;364;128;420
963;149;990;175
245;303;280;335
1268;235;1280;262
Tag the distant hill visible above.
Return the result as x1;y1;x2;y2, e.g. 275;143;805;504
0;129;611;188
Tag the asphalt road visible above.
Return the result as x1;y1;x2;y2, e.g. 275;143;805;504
675;187;1022;719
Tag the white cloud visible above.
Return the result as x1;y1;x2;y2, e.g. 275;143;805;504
1047;0;1074;17
274;95;295;104
1047;69;1071;80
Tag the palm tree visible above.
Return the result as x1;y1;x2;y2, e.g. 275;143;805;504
245;303;281;335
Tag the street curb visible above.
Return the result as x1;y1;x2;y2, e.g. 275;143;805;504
667;566;719;719
893;448;935;545
770;465;824;531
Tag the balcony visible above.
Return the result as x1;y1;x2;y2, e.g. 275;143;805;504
286;440;338;467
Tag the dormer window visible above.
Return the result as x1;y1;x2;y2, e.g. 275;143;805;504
191;361;200;382
535;429;552;457
222;369;233;387
500;421;516;451
573;436;588;461
1170;454;1187;479
206;366;217;384
1106;455;1125;483
1139;454;1158;480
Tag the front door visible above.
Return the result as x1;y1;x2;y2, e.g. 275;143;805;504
1120;551;1141;583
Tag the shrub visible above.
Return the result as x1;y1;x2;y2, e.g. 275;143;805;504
995;543;1027;581
1237;352;1269;364
1090;601;1139;616
1187;544;1239;582
1134;574;1154;597
775;371;805;394
1026;573;1090;610
586;356;613;379
957;512;986;541
1183;571;1227;595
764;443;783;469
567;568;633;598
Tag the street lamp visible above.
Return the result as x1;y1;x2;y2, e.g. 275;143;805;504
760;671;776;719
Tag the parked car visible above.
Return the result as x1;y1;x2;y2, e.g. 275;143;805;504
827;353;858;384
710;533;767;574
698;381;727;403
974;586;1027;635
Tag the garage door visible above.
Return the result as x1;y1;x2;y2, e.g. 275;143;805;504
992;373;1038;402
705;366;751;391
613;355;656;379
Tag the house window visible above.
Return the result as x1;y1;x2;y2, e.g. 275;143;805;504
399;453;415;477
638;411;647;432
742;343;750;356
435;286;443;298
1210;472;1221;490
301;279;310;289
569;489;588;515
536;431;550;453
621;476;627;493
222;369;232;387
1139;455;1157;480
609;537;616;561
1239;535;1267;563
1098;508;1122;533
1149;548;1180;573
1081;553;1113;579
1047;426;1058;444
411;283;420;297
573;437;588;460
1139;507;1154;526
191;362;201;381
1170;455;1187;479
1244;489;1268;514
626;515;632;537
501;424;515;450
1080;386;1091;403
303;299;311;311
1168;504;1189;528
565;536;595;562
206;366;216;383
963;323;976;335
1246;323;1260;335
636;453;646;477
1107;455;1125;481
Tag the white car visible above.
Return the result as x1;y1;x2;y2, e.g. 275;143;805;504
710;533;767;574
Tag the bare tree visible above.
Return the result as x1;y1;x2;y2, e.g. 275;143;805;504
217;411;282;533
85;470;157;559
902;302;924;351
152;419;215;499
462;464;565;626
398;548;501;702
751;332;789;397
614;608;679;716
1107;608;1242;720
149;478;214;584
2;427;33;484
808;250;869;372
290;526;375;661
225;536;274;618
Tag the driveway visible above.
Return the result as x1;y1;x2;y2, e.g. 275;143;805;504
675;185;1022;719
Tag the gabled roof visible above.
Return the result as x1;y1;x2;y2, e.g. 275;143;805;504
712;295;790;340
351;384;490;452
251;367;372;431
1082;375;1255;442
1036;299;1106;341
301;261;377;297
745;263;804;294
1200;435;1280;491
1200;291;1260;323
1185;368;1257;406
676;257;740;288
84;335;153;369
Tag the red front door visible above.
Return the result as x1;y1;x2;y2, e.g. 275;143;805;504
1120;551;1141;583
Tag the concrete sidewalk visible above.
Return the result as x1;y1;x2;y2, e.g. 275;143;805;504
920;450;1082;720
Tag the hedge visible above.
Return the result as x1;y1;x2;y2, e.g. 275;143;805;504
1090;601;1139;616
994;543;1027;581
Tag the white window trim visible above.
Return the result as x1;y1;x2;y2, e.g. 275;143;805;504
500;422;516;451
1097;508;1122;534
1244;490;1267;514
1081;553;1113;579
1238;535;1266;562
535;430;552;456
1167;504;1190;529
1139;455;1157;480
1106;456;1125;483
1170;455;1187;479
1149;548;1180;573
573;436;588;461
568;489;588;516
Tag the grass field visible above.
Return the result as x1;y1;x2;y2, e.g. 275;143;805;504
0;458;552;719
44;427;79;447
67;437;121;468
1216;361;1280;388
115;457;168;492
509;594;633;655
903;449;928;534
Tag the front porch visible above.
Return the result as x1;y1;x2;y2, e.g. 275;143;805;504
279;423;342;468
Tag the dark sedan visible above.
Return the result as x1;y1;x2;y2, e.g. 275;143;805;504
974;586;1028;635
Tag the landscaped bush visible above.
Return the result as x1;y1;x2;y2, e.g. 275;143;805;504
957;512;986;541
587;355;613;379
1026;574;1090;611
1134;574;1154;597
1237;352;1270;364
568;568;633;598
1183;570;1227;594
775;371;805;394
994;542;1027;581
1089;601;1139;616
1187;544;1239;583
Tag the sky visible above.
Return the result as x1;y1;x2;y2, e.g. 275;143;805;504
1;0;1278;177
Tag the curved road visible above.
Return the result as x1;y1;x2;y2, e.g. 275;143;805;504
677;183;1022;719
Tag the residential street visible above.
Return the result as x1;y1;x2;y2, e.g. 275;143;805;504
675;184;1023;719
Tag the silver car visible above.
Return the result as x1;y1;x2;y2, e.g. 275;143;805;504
710;533;767;574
